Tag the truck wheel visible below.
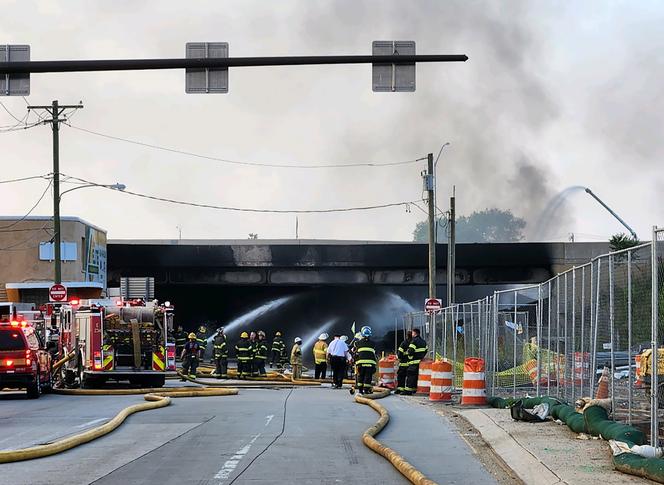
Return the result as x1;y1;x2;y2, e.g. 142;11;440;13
27;371;41;399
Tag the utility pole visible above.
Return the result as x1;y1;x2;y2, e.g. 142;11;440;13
426;153;436;299
447;187;456;306
27;100;83;284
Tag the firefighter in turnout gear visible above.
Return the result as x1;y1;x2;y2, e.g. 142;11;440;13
180;333;200;380
403;328;428;395
255;331;269;376
174;325;187;358
196;325;208;362
313;333;329;379
270;331;285;368
356;326;377;395
291;337;303;379
235;332;251;379
213;327;228;379
395;330;412;394
249;331;259;377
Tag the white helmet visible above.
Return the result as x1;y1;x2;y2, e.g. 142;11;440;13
318;333;329;340
294;337;302;344
340;335;348;342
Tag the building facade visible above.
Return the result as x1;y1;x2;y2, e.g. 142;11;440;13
0;216;107;303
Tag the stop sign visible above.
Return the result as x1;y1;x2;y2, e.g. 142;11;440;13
49;284;67;302
424;298;442;312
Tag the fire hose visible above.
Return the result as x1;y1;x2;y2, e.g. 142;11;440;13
354;387;438;485
2;362;439;485
0;386;238;464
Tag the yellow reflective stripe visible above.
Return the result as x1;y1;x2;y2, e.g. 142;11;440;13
357;347;376;353
357;359;376;365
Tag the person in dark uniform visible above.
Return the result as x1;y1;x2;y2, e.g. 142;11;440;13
270;331;285;368
355;326;377;395
196;325;208;362
180;333;200;380
255;331;269;376
174;325;187;358
235;332;251;379
213;327;228;379
395;330;412;394
403;328;428;395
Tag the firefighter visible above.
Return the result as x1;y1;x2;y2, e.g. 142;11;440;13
270;331;285;368
395;330;412;394
180;333;200;380
174;325;187;358
235;331;251;379
290;337;303;380
255;331;269;376
213;327;228;379
403;328;428;395
196;325;208;362
313;333;329;379
356;326;377;395
249;331;259;377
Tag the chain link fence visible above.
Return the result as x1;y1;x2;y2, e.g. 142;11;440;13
400;230;664;445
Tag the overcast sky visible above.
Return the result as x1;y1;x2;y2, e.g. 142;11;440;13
1;1;663;242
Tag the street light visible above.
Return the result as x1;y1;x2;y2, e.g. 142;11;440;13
53;181;126;284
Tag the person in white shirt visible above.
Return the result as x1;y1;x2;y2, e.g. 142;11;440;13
326;334;350;388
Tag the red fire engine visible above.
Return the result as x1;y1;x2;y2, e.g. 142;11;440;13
56;299;175;388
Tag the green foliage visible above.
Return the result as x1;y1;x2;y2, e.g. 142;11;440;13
609;233;640;252
412;208;526;243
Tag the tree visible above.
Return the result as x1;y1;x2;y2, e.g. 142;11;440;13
609;233;640;253
412;208;526;243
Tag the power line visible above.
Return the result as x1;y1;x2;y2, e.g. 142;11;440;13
0;173;51;184
62;174;417;214
64;123;427;170
0;221;52;251
0;180;53;229
0;100;24;123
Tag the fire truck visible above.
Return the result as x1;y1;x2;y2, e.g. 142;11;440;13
56;299;175;388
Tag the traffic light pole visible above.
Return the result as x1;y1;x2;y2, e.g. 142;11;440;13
0;54;467;74
27;100;84;285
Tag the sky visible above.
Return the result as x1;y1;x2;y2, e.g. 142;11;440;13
1;1;663;242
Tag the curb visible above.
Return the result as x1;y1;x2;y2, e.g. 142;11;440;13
458;409;566;485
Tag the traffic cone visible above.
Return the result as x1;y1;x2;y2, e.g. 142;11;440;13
595;366;609;399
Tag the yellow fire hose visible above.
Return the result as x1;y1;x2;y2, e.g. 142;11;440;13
51;350;76;374
355;387;438;485
0;386;238;464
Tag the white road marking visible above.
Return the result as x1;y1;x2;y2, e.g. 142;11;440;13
75;418;108;429
214;433;261;482
265;414;274;427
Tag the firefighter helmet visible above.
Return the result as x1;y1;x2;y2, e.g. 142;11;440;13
360;326;372;337
240;331;249;338
294;337;302;344
275;331;282;337
340;335;348;342
318;333;328;340
188;332;196;339
258;331;265;338
198;325;206;333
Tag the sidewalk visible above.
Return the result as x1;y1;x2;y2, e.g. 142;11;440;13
452;406;654;485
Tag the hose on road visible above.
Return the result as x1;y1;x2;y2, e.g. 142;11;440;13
0;386;238;464
355;387;438;485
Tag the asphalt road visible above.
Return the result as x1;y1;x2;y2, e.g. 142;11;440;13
0;384;497;485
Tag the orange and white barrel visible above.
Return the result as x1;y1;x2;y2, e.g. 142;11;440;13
416;359;433;395
378;355;397;389
573;352;589;385
430;360;453;402
461;357;486;405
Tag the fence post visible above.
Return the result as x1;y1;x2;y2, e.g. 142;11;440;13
547;282;552;396
493;293;499;395
537;284;542;396
591;259;602;394
627;250;633;426
651;226;659;447
581;266;586;400
564;272;569;401
609;254;615;413
556;278;561;398
513;291;518;399
572;268;576;402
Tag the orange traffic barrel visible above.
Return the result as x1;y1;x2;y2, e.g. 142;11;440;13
524;359;548;386
416;359;433;395
595;366;609;399
378;355;397;389
430;360;453;402
461;357;486;405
